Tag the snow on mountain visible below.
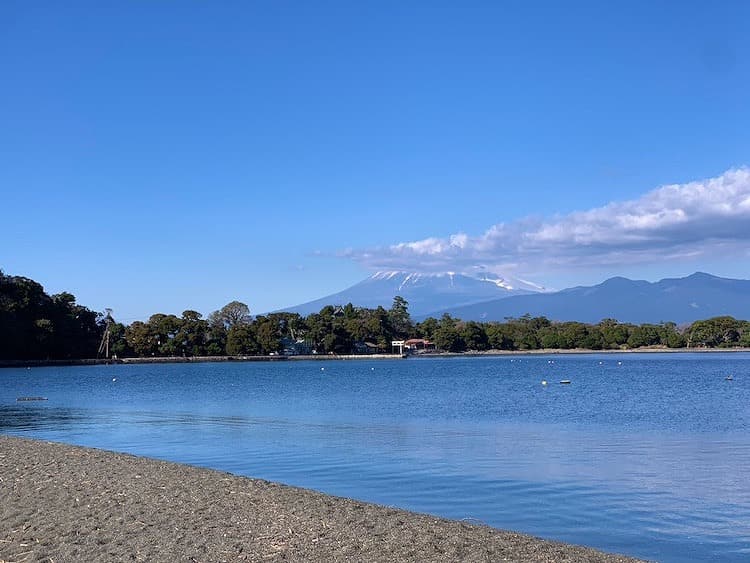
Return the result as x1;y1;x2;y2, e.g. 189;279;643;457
472;273;548;293
277;270;750;324
279;271;543;317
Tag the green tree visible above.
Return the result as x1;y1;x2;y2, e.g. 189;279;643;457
0;273;102;359
433;314;465;352
485;322;515;350
108;322;132;358
253;315;283;354
740;321;750;347
598;319;630;349
459;321;488;351
538;326;564;349
505;315;543;350
657;322;685;348
226;324;259;355
125;321;158;357
148;313;183;356
415;317;439;341
388;296;412;339
627;324;661;348
209;301;252;330
687;316;742;348
175;310;209;356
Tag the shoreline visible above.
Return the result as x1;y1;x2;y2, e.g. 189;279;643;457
2;346;749;368
417;346;750;357
0;435;645;562
0;353;406;369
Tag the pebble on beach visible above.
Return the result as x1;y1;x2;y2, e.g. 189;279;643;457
0;435;646;563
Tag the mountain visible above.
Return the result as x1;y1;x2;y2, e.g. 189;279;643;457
279;271;545;317
422;272;750;324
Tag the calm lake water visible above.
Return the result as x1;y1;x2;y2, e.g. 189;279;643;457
2;354;749;562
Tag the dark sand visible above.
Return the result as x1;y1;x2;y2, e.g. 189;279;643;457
0;436;646;563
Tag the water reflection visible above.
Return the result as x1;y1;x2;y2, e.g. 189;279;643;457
0;405;94;431
2;356;750;562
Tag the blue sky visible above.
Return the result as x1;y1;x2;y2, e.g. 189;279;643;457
1;1;748;321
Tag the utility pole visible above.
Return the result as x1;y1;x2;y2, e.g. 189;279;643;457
98;308;113;359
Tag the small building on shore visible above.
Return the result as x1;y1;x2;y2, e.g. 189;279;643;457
392;339;435;354
353;341;380;354
404;338;435;352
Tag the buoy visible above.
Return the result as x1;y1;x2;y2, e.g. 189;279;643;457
617;361;622;366
112;378;117;382
321;367;325;371
541;380;547;386
371;367;374;371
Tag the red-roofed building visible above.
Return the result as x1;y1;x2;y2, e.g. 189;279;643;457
404;338;435;351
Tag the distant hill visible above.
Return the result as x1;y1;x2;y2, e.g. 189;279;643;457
421;272;750;324
278;271;545;317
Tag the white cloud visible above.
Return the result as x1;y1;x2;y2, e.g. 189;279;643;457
341;167;750;275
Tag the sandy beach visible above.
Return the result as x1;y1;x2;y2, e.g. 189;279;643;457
0;435;646;563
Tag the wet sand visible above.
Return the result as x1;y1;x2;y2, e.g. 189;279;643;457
0;435;646;562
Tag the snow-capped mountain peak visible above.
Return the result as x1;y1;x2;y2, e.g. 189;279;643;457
371;270;460;287
368;270;546;293
277;270;546;317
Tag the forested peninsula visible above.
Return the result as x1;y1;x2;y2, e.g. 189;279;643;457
2;269;749;362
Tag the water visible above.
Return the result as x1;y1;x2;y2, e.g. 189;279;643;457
1;354;749;562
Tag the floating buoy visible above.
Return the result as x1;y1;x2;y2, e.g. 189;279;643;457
371;367;375;371
560;380;571;384
321;367;325;371
112;378;117;382
599;361;603;365
617;361;622;366
541;380;547;386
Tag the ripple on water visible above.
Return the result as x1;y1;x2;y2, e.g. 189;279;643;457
2;355;750;562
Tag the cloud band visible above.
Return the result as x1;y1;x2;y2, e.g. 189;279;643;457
340;167;750;275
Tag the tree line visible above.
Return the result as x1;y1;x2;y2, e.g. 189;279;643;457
0;271;102;360
2;269;750;361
